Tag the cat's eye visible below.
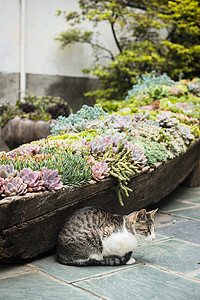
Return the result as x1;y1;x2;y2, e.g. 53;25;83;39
144;229;150;233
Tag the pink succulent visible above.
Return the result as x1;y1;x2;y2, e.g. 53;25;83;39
91;160;110;181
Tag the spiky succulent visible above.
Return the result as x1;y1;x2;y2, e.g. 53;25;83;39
20;168;44;192
3;177;27;197
91;160;110;181
0;164;17;179
42;167;63;191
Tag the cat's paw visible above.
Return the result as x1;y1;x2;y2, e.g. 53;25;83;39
126;257;136;265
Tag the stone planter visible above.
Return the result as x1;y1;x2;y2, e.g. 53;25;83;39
0;138;199;263
1;116;54;150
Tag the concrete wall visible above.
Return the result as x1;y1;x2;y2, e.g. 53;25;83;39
0;0;118;110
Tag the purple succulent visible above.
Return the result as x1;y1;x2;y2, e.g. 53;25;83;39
0;164;17;179
126;143;147;166
90;137;112;155
20;168;45;192
42;167;63;191
3;176;27;197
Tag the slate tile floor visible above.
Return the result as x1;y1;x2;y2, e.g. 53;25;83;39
0;186;200;300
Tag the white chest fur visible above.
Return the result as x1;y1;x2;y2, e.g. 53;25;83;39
102;226;138;257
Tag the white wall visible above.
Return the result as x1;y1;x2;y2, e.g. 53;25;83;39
0;0;118;78
0;0;20;74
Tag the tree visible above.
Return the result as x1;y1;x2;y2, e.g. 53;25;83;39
56;0;200;103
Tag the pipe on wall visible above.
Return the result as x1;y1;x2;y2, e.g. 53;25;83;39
20;0;26;100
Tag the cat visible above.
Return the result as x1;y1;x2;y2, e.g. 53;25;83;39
57;206;158;266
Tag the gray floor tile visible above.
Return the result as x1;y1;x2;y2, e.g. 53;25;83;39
0;264;32;279
75;265;200;300
157;219;200;244
30;255;140;283
167;187;200;203
168;206;200;221
193;272;200;280
154;212;184;227
0;271;97;300
132;239;200;275
158;199;197;212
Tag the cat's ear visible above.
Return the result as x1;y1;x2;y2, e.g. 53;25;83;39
149;208;158;218
136;209;147;221
126;212;137;223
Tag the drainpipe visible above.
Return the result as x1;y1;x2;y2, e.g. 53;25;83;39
20;0;26;101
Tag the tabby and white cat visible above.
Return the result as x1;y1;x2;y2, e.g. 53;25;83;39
57;206;158;266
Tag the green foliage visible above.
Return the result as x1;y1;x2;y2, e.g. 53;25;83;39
56;0;200;104
0;95;70;127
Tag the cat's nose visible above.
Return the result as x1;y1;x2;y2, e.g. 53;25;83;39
151;236;155;240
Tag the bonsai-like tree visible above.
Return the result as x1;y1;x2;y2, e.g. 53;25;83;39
56;0;200;103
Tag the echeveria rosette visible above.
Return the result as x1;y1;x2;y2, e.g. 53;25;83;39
3;177;27;197
91;160;110;181
42;167;63;191
0;164;17;179
20;168;45;192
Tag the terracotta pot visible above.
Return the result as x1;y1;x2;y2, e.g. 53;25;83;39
1;116;54;149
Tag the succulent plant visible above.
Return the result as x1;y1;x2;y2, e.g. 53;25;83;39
50;104;107;135
126;143;147;166
9;145;41;158
0;164;17;179
42;167;63;191
90;137;112;155
71;120;87;133
0;178;4;194
3;176;27;197
187;82;200;95
178;125;194;145
91;160;110;181
156;112;179;128
20;168;45;192
125;72;175;102
103;114;133;132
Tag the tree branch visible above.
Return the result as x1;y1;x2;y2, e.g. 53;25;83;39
90;42;115;60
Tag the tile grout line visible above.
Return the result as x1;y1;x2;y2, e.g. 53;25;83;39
0;268;33;280
70;263;145;284
27;265;107;300
136;260;200;283
159;211;200;222
159;204;200;213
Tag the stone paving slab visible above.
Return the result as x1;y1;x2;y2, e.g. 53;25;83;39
157;219;200;244
165;206;200;221
0;186;200;299
133;239;200;275
29;255;142;283
0;271;99;300
75;265;200;300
